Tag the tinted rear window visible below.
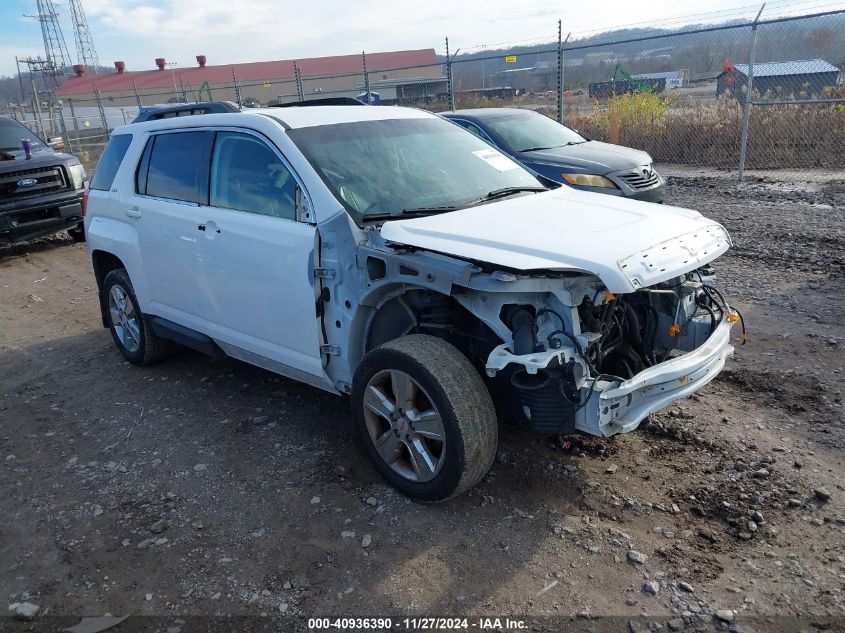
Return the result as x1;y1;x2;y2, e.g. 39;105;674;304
89;134;132;191
141;131;213;204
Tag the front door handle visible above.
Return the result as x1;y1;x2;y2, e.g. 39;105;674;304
125;207;141;218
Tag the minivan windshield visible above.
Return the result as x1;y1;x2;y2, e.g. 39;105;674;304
0;117;45;152
288;117;544;222
483;112;587;153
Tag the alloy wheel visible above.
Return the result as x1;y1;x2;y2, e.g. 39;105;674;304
108;285;141;353
362;369;447;482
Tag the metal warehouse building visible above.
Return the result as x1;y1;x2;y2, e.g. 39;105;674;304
716;58;840;98
56;49;445;107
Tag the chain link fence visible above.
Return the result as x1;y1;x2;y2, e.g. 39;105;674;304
444;7;845;182
5;7;842;182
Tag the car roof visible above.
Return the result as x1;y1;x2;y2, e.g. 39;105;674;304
115;105;438;134
265;105;436;129
443;108;537;120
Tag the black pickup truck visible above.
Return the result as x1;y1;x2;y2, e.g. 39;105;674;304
1;115;86;244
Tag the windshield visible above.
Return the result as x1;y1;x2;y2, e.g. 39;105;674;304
484;112;586;153
288;117;542;222
0;118;45;152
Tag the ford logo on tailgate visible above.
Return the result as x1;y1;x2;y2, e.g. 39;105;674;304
17;178;38;187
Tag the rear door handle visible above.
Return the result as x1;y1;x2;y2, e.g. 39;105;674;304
125;207;141;218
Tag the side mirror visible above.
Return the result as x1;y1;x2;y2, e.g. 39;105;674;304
48;136;65;150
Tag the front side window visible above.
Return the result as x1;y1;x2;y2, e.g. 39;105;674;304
90;134;132;191
484;113;587;153
209;132;296;220
141;131;213;204
288;117;541;222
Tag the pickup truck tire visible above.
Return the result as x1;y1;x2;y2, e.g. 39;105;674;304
68;224;86;242
352;334;498;501
102;268;170;365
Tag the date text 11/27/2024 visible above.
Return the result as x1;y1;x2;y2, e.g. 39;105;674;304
307;618;527;630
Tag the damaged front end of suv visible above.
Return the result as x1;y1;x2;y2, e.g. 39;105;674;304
316;188;743;441
481;264;741;438
284;108;744;499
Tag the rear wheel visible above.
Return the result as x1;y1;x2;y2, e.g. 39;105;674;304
352;334;498;501
102;268;170;365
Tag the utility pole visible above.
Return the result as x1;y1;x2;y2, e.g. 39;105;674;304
30;77;47;140
15;56;26;104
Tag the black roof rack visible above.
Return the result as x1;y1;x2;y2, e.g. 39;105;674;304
131;101;240;123
271;97;365;108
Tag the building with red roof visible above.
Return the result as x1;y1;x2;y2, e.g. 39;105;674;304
57;48;445;107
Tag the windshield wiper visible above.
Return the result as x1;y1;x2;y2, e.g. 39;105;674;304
473;186;548;202
360;187;547;223
362;206;461;223
519;141;582;152
519;145;556;152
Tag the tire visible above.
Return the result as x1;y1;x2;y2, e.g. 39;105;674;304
68;223;86;242
352;334;498;501
102;268;170;365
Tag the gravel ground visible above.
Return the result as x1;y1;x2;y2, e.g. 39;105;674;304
0;173;843;632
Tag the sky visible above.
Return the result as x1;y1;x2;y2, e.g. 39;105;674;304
1;0;843;77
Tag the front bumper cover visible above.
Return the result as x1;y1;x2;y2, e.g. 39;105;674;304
578;317;735;436
0;190;84;244
485;316;735;437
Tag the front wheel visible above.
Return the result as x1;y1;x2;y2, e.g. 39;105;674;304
352;335;498;501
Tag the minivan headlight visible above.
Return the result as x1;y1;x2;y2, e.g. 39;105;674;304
68;163;86;190
561;173;617;189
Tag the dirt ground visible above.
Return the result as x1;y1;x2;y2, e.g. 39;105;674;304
1;172;843;632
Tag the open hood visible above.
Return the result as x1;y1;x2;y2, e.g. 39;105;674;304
379;187;731;293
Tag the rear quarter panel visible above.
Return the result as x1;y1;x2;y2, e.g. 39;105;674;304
84;133;151;309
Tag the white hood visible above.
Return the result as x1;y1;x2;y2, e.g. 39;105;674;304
379;187;731;293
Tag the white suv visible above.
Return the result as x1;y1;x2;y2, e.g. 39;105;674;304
85;105;742;500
